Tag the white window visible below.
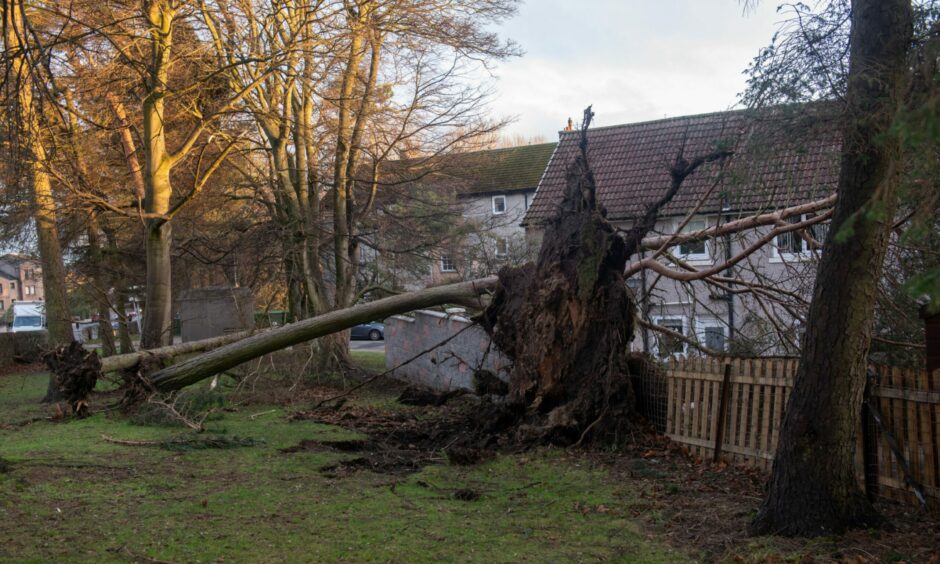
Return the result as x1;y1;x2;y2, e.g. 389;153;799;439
440;255;457;273
774;213;828;260
677;219;709;261
695;320;727;352
495;238;508;258
492;195;507;215
652;316;687;358
26;286;36;296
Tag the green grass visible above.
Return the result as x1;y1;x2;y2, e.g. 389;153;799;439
0;369;687;562
351;349;386;373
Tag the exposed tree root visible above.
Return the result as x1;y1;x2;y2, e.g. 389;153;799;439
43;341;100;417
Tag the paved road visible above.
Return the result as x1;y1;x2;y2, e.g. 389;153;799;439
349;339;385;352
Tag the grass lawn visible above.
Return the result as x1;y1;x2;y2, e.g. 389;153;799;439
0;364;685;563
3;357;937;563
350;349;386;373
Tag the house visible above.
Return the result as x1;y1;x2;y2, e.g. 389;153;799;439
431;142;557;284
523;108;840;357
379;143;557;287
0;254;45;316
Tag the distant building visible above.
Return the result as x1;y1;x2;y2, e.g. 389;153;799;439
0;255;44;314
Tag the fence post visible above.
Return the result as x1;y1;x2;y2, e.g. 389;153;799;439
712;363;733;463
861;367;880;502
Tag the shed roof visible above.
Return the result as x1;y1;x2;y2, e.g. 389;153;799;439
523;108;840;226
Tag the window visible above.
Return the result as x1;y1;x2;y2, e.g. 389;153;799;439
653;316;687;358
774;213;828;259
0;283;3;294
677;219;709;261
10;282;15;290
26;286;36;296
440;255;457;273
625;278;641;293
495;238;508;258
0;300;4;311
492;195;507;215
696;321;727;352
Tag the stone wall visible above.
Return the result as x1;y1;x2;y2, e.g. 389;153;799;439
385;310;510;391
178;287;255;343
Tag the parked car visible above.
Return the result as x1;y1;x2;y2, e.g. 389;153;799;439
350;321;384;341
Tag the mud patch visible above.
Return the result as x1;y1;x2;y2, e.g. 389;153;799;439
286;396;500;476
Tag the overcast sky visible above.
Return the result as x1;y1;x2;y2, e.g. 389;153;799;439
488;0;785;139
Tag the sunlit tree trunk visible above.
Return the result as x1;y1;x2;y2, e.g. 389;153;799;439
139;0;175;348
2;0;75;401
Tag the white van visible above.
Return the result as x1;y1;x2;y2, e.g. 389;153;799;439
11;301;45;332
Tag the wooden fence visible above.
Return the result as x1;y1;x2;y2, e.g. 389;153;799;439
664;358;940;507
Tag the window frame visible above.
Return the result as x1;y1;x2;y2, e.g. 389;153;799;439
772;213;827;262
491;195;507;215
440;254;457;273
494;237;508;258
676;218;710;262
695;319;727;353
652;315;688;358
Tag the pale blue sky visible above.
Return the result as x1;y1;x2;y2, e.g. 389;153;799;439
489;0;785;138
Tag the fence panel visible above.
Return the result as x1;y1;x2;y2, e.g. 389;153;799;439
662;359;940;508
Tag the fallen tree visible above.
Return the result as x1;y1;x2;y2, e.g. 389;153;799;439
146;277;496;392
45;277;497;405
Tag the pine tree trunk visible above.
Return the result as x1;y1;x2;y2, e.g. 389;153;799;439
751;0;912;537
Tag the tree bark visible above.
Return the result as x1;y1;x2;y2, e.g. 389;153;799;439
751;0;912;537
3;0;75;402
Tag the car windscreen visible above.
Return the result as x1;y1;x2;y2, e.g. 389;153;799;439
13;316;42;327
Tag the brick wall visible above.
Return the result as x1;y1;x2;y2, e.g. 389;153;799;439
385;310;510;391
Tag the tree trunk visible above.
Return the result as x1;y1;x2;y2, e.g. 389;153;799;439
145;277;496;392
139;0;176;349
751;0;912;537
43;277;496;399
141;222;173;348
316;330;354;374
3;0;75;402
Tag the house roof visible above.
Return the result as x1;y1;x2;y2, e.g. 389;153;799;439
380;143;557;198
523;108;841;226
0;263;19;280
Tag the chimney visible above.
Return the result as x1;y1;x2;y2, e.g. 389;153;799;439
564;117;573;132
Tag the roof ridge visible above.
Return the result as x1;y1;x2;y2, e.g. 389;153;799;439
558;107;750;136
448;142;558;158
